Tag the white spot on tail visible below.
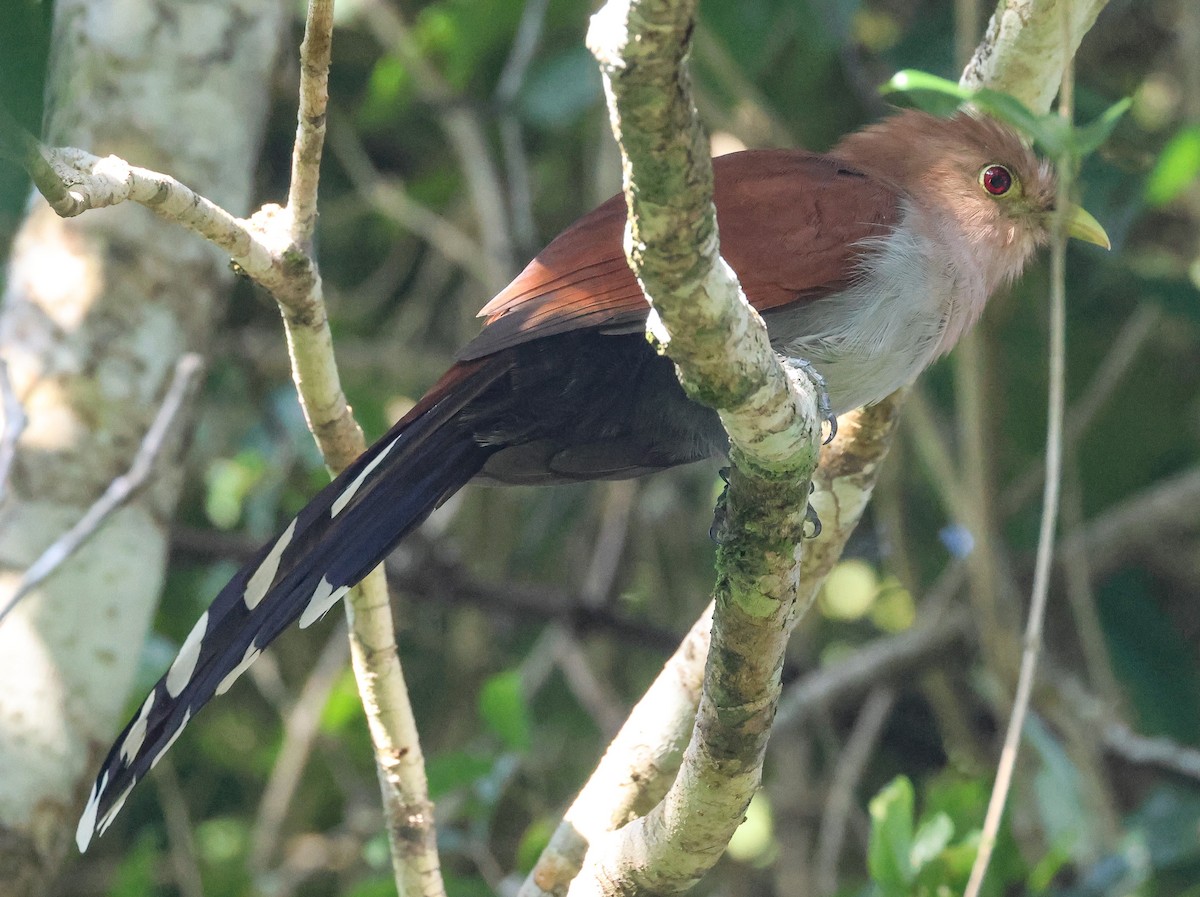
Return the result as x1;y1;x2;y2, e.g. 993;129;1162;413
298;576;350;629
119;691;156;765
216;642;262;696
331;435;401;517
166;612;209;697
76;771;107;852
150;708;192;771
244;519;297;610
96;781;135;837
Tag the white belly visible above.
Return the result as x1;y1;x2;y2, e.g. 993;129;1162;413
764;221;984;415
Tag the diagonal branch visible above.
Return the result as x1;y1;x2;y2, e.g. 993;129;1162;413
544;1;823;891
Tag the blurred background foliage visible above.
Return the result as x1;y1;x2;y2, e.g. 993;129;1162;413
2;0;1199;894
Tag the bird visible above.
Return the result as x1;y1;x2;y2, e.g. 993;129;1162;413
76;108;1109;850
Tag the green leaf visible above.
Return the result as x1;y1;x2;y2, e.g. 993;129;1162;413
868;776;916;891
1072;96;1132;156
425;750;495;798
883;71;1058;150
1146;125;1200;206
204;450;267;530
479;669;532;751
883;69;972;107
516;816;557;874
883;70;1127;159
320;668;365;734
910;811;954;872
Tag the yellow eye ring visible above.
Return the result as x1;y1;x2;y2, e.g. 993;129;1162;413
980;164;1014;196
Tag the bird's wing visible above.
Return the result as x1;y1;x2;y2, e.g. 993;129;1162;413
458;149;903;361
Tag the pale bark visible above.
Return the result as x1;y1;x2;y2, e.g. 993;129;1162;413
0;1;284;893
525;0;1112;893
961;0;1109;112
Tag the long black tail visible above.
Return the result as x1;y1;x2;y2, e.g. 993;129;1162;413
77;359;508;851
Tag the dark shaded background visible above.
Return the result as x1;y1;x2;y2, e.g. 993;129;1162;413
2;0;1197;894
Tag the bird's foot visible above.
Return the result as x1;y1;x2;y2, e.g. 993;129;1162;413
712;469;821;541
804;481;822;539
791;357;837;444
709;467;730;544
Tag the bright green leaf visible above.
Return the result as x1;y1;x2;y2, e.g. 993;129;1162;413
479;669;532;751
910;811;954;871
204;450;267;530
320;668;365;734
1146;125;1200;206
727;792;777;866
884;70;1126;160
516;816;556;874
1028;835;1076;893
820;558;880;620
868;776;916;891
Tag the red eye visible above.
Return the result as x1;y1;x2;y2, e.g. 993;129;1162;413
980;164;1013;196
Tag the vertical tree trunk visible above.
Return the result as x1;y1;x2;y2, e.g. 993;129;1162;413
0;2;285;893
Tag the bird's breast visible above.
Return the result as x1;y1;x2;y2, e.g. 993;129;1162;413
762;211;984;415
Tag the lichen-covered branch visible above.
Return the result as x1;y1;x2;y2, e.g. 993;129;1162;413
556;0;822;893
961;0;1108;112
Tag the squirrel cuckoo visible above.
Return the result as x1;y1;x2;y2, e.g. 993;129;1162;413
77;109;1108;849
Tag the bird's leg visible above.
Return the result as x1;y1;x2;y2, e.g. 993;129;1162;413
791;356;837;444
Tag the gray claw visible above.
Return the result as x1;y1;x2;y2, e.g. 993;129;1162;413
792;357;837;444
804;501;822;539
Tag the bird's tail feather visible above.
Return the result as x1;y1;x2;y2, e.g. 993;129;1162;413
77;358;507;852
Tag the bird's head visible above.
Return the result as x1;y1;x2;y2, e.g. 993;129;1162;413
834;109;1109;292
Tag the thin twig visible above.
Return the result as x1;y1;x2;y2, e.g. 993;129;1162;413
494;0;551;252
579;481;636;608
814;688;897;895
0;353;203;624
357;0;515;288
1060;466;1200;577
325;109;494;287
1053;675;1200;780
550;627;628;738
288;0;335;245
283;4;447;894
1103;719;1200;780
964;49;1075;897
0;100;83;216
154;758;206;897
1004;301;1162;514
250;620;351;878
1060;459;1122;704
776;604;971;730
0;358;27;506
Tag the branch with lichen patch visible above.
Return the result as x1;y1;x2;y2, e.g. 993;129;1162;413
548;0;824;893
